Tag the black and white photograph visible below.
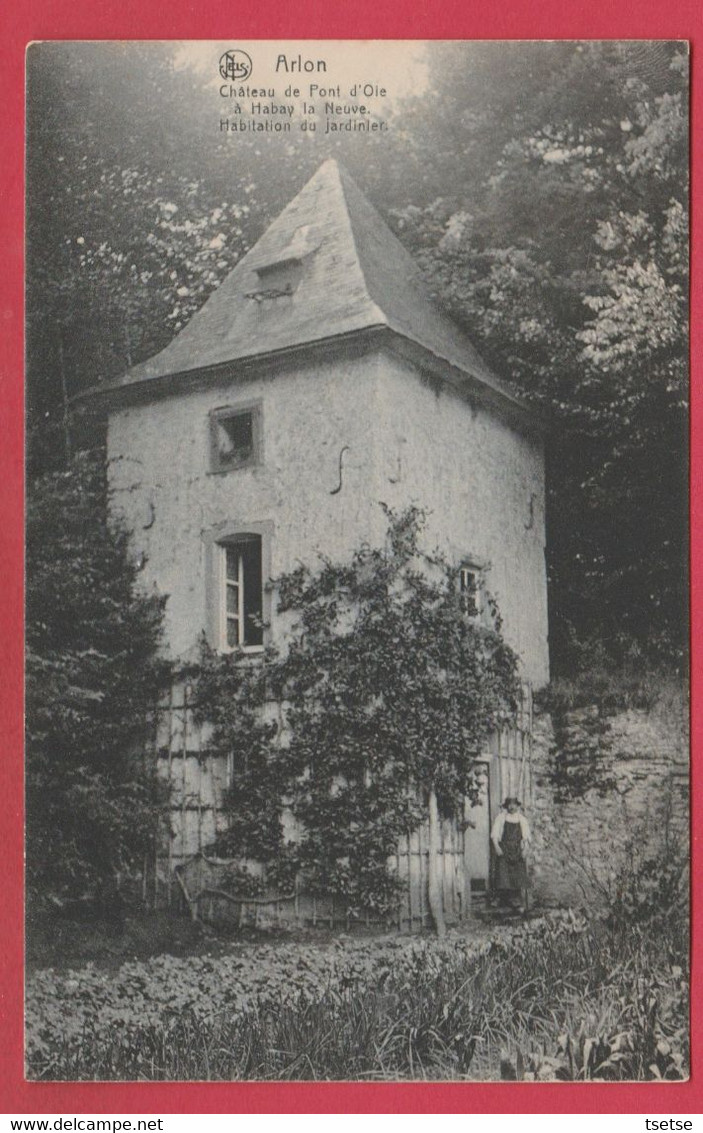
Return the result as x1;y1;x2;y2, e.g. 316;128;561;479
24;39;690;1082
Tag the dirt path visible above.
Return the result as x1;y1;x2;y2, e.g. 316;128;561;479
26;903;527;973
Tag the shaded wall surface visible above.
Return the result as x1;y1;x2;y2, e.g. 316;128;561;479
372;351;548;687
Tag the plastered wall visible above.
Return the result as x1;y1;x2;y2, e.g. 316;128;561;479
108;347;548;686
370;351;548;687
108;354;388;660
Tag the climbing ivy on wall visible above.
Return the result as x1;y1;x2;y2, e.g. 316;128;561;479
194;506;520;913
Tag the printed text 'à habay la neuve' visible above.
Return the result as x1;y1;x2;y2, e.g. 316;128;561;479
219;87;389;134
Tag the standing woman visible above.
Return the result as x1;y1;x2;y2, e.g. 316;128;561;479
491;796;531;913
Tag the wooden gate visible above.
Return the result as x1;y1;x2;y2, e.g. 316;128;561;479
393;811;470;931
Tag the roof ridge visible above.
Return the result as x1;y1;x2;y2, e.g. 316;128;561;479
332;161;388;330
334;162;528;407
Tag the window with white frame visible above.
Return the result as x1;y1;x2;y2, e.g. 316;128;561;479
219;534;264;649
459;565;483;620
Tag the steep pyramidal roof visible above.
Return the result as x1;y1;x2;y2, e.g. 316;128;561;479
109;159;530;418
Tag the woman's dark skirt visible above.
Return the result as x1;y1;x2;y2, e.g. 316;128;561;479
495;855;527;890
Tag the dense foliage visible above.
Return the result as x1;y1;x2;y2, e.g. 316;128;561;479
194;507;519;911
26;452;169;898
26;41;689;668
386;42;688;666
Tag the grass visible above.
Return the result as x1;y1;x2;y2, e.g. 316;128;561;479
26;909;688;1081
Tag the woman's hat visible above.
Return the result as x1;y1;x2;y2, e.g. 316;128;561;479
503;796;521;807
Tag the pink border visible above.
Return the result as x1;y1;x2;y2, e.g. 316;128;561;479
1;0;700;1113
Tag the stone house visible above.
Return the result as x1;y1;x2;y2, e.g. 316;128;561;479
93;159;550;925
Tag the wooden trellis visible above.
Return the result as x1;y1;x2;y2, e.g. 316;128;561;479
144;682;534;930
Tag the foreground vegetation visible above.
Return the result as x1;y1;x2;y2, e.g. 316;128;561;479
26;905;688;1082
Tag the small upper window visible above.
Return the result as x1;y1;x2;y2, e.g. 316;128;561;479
459;566;482;620
210;404;262;473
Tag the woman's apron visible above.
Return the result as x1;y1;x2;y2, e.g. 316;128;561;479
495;817;527;891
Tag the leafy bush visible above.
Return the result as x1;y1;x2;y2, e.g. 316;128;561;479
500;823;689;1083
540;654;688;721
564;796;689;945
26;451;169;899
607;847;688;934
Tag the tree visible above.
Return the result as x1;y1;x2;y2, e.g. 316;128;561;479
382;41;688;666
26;451;169;899
195;507;519;917
25;44;288;473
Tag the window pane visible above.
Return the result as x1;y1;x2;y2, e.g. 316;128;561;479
460;568;479;617
225;547;240;582
216;412;254;466
460;569;476;592
241;536;263;646
221;536;263;649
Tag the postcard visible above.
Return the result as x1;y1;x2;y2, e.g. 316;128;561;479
16;36;693;1105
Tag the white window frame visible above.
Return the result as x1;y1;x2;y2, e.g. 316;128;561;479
217;537;264;654
459;564;484;622
204;520;273;655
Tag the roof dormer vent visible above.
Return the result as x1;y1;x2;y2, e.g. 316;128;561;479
246;224;318;302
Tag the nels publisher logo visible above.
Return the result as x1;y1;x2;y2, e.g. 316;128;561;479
219;50;253;82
